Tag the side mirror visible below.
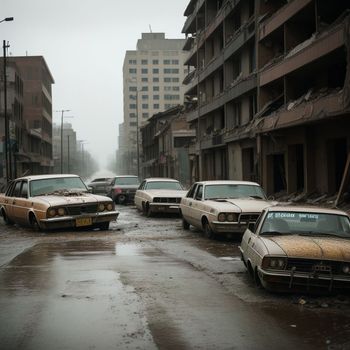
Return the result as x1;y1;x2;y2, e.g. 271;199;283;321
87;187;93;193
268;195;275;201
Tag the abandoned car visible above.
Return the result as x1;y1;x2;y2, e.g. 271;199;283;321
239;205;350;292
0;174;119;231
180;181;273;238
107;175;140;204
134;178;187;216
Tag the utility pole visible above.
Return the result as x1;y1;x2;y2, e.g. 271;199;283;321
3;40;11;181
67;134;70;173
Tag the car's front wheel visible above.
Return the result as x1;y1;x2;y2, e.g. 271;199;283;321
182;217;190;230
29;213;41;231
203;220;215;239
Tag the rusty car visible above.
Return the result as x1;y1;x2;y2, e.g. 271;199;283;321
239;205;350;292
0;174;119;231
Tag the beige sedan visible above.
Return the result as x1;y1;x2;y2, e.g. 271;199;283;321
239;205;350;293
180;181;273;238
0;174;119;231
134;178;187;217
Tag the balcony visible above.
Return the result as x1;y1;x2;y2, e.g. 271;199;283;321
199;73;257;118
259;19;346;87
201;131;226;150
257;89;347;134
259;0;313;41
182;0;205;34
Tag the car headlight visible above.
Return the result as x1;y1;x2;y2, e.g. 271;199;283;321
262;257;287;270
48;208;56;217
226;213;237;222
57;208;66;216
342;265;350;274
218;213;226;222
106;203;113;211
98;203;106;212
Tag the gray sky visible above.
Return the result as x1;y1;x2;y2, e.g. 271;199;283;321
2;0;189;167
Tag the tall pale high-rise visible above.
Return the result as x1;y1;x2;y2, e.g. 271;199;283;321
117;33;187;175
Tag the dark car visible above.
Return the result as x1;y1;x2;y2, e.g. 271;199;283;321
107;175;140;204
87;178;113;195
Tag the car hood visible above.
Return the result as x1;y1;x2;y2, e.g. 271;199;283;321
206;198;272;212
33;193;111;206
261;235;350;261
143;189;187;197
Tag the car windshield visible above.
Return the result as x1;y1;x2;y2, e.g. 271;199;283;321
260;211;350;238
30;177;88;196
146;181;183;190
204;184;266;200
115;177;139;185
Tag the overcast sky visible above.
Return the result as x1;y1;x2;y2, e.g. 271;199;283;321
2;0;189;167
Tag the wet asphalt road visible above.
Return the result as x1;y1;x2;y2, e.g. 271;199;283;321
1;205;350;350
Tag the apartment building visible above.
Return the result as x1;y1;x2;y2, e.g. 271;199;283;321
141;105;195;186
0;61;24;180
10;56;55;175
183;0;257;182
256;0;350;196
118;33;188;175
0;56;54;180
183;0;350;197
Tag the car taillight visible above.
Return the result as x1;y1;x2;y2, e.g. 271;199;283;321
114;187;122;194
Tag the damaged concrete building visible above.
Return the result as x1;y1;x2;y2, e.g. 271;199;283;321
182;0;350;197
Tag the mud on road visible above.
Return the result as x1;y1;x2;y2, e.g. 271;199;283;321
0;205;350;349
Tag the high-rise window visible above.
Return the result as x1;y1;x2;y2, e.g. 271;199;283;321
153;95;159;100
141;68;148;74
129;104;137;109
142;104;148;109
153;77;159;82
153;68;159;74
153;104;159;109
163;59;171;65
153;86;159;91
129;86;137;91
129;68;137;74
128;59;137;64
141;77;148;82
152;59;159;64
142;95;149;100
141;59;148;64
141;86;148;91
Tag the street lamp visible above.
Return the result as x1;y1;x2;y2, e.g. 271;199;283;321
2;17;14;182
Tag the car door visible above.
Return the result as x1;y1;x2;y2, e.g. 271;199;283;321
181;184;197;225
12;180;31;225
241;212;264;266
134;181;145;210
191;184;204;228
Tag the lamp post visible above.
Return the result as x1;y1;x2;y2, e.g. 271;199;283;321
1;17;14;182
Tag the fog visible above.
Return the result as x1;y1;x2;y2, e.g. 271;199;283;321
2;0;189;170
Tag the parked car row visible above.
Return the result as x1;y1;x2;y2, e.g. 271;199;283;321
1;174;350;294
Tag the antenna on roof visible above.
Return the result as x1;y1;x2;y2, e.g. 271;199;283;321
149;25;152;33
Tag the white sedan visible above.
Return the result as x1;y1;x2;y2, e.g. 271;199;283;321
180;180;274;238
134;178;187;217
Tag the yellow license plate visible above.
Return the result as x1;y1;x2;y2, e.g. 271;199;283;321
76;217;92;227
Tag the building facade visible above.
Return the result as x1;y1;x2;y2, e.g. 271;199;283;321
141;105;195;186
182;0;350;197
0;56;54;182
118;33;188;175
